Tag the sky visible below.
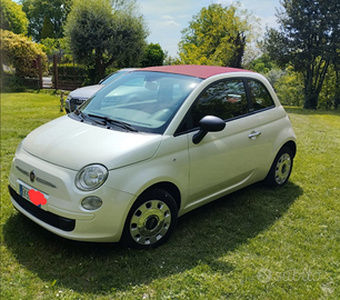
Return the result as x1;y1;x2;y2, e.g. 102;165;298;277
138;0;281;57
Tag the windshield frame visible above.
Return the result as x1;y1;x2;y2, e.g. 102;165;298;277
99;70;127;85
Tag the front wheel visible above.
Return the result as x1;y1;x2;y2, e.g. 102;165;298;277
264;147;294;187
122;188;178;249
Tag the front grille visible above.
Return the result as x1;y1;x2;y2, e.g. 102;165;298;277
16;166;29;176
15;166;57;189
70;98;86;112
35;177;57;189
8;185;75;232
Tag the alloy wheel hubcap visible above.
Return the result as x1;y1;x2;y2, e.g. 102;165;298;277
275;153;291;185
130;200;171;245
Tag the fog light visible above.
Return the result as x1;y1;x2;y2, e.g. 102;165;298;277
81;196;103;210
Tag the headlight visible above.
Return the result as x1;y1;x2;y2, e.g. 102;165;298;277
75;164;108;191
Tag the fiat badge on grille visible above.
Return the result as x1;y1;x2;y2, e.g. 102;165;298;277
29;171;36;183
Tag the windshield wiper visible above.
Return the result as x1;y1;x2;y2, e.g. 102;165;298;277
74;109;106;125
88;114;138;132
74;109;87;119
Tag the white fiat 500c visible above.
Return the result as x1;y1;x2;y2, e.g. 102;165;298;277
8;65;297;249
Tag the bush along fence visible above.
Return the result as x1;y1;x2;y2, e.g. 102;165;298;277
52;55;87;90
0;56;43;92
25;55;43;89
1;55;86;92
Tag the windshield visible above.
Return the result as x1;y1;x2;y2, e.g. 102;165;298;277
99;70;127;85
80;71;202;134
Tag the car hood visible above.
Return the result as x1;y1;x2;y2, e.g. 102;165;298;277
22;116;162;170
69;85;103;99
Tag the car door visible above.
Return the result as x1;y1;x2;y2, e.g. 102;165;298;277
179;79;265;211
246;78;281;167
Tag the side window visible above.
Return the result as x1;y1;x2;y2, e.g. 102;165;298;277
190;79;248;128
247;80;275;111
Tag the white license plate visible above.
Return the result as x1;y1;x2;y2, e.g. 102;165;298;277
20;184;30;201
19;183;48;207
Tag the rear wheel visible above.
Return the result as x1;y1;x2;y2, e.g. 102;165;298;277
122;188;178;249
264;147;293;187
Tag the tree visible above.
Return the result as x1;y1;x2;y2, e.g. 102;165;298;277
40;37;70;57
142;43;165;67
0;0;28;35
178;3;258;68
22;0;72;41
330;48;340;110
0;29;48;77
263;0;340;109
65;0;148;81
249;54;277;74
41;16;55;39
273;68;304;107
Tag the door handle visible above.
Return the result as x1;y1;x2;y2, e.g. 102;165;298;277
248;131;261;139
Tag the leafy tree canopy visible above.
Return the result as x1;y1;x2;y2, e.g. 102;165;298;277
22;0;72;41
263;0;340;109
0;0;28;35
178;3;258;68
41;16;55;40
65;0;148;81
40;37;70;56
249;54;277;74
142;43;165;67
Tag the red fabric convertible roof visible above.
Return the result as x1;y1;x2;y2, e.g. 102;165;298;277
138;65;252;79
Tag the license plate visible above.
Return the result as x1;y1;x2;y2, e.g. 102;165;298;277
20;184;30;201
19;184;48;207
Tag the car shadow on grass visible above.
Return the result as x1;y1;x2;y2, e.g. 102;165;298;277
3;182;303;294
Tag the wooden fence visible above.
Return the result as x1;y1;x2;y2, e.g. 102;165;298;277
52;55;86;91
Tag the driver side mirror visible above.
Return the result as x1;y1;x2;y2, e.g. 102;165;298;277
192;115;226;144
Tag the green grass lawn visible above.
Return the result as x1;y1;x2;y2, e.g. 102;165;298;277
1;93;339;299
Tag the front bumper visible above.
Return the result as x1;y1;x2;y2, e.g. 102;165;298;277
9;185;75;231
65;97;86;113
8;146;136;242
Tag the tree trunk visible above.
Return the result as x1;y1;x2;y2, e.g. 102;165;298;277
303;59;330;109
95;55;105;82
303;69;318;109
334;65;340;110
303;91;318;109
228;33;245;68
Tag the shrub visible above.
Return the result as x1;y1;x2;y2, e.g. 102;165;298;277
318;66;339;110
0;29;48;78
0;73;25;92
52;64;87;81
273;70;304;106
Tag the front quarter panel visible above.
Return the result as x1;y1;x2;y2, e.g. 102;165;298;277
9;143;138;242
106;134;190;211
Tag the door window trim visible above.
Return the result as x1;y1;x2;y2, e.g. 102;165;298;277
175;78;249;136
244;78;276;113
174;77;277;137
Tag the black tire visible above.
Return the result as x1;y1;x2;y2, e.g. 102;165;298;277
122;188;178;249
264;146;294;187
